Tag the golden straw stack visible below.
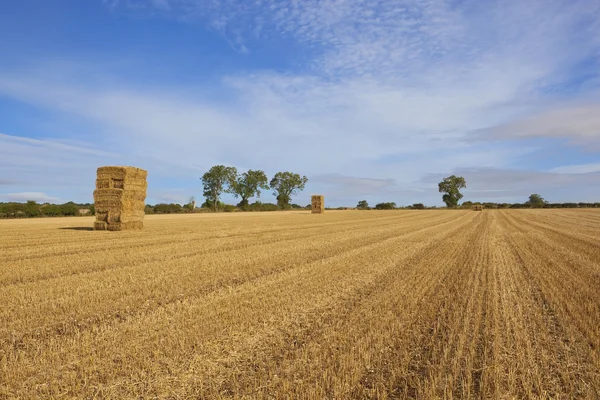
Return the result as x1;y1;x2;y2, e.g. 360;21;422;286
472;205;484;211
311;195;325;214
93;166;148;231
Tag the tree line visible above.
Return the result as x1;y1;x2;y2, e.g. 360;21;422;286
0;201;92;218
2;173;598;219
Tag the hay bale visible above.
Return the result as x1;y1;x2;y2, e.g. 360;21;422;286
311;195;325;214
93;166;147;231
472;205;484;211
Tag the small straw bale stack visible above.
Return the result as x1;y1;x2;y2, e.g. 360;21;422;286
311;195;325;214
93;166;147;231
472;204;484;211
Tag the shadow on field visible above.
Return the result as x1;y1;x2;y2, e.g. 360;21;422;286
59;227;94;231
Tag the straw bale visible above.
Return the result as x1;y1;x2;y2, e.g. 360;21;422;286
311;195;325;214
106;221;144;231
93;166;147;231
472;205;484;211
94;221;107;230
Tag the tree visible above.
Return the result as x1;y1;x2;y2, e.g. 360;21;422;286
412;203;425;210
527;194;546;208
201;165;237;212
231;170;269;209
438;175;466;208
269;172;308;209
60;202;79;216
24;200;40;217
375;202;396;210
357;200;369;210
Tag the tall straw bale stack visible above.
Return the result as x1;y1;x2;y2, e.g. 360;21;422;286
93;166;147;231
472;205;484;211
311;195;325;214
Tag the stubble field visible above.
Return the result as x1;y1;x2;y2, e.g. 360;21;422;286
1;210;599;399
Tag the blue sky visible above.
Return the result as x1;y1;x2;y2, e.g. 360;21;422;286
1;0;600;207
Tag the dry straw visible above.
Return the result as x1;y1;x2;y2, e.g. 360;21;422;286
472;205;484;211
94;166;148;231
311;195;325;214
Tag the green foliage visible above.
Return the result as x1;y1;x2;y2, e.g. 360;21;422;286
201;165;238;212
42;204;63;216
412;203;425;210
375;202;396;210
246;201;263;211
270;172;308;209
438;175;467;207
231;170;269;209
0;202;95;218
357;200;369;210
222;204;238;212
153;203;184;214
201;199;225;210
527;194;546;208
247;201;279;211
260;203;279;211
60;203;79;216
24;201;41;217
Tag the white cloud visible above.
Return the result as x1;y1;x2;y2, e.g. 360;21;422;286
472;102;600;146
3;192;61;203
550;162;600;174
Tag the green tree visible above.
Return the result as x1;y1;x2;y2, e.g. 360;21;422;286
438;175;467;208
461;201;474;208
231;170;269;209
357;200;369;210
269;172;308;209
201;165;238;212
375;202;396;210
24;200;40;217
527;194;546;208
60;203;79;216
42;204;62;217
412;203;425;210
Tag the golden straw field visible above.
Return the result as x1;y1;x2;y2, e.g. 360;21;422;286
1;210;599;399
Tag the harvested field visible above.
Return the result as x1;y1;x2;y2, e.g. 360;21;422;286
1;210;599;398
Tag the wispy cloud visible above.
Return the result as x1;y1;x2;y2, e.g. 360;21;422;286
472;102;600;146
550;162;600;174
105;0;600;148
114;0;600;81
3;192;61;203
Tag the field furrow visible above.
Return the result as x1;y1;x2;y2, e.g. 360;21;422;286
1;209;599;399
